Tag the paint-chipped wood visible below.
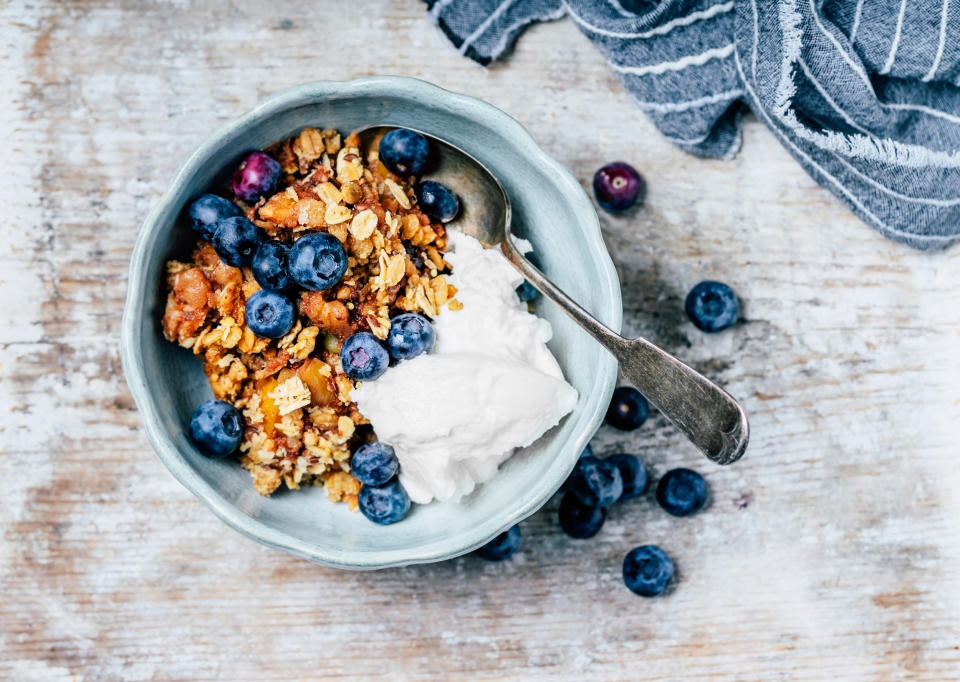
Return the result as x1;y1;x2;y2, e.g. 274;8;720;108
2;1;959;680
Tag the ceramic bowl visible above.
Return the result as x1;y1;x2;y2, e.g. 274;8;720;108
121;77;622;569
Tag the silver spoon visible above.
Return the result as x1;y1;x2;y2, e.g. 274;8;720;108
360;127;749;465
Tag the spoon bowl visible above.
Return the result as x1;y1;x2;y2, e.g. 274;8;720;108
360;126;511;245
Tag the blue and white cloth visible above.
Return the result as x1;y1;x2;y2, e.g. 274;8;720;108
425;0;960;250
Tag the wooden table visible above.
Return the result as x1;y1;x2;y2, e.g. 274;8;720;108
4;2;959;680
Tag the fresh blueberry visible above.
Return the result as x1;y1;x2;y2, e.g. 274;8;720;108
251;241;294;292
567;456;623;508
358;479;411;525
351;442;399;486
245;290;295;338
231;151;281;202
563;445;596;491
685;281;739;332
212;216;263;267
623;545;674;597
516;280;539;302
188;399;243;458
340;332;389;381
656;468;708;517
288;232;348;291
386;313;435;360
415;180;459;223
475;525;522;561
378;128;430;176
593;162;644;213
605;386;649;431
187;194;241;240
607;453;647;501
558;491;606;539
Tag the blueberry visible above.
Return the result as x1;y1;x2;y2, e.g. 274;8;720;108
386;313;435;360
340;332;389;381
656;468;708;517
252;241;294;292
685;281;739;332
593;162;644;213
189;399;243;458
212;216;263;267
605;386;649;431
607;453;648;501
415;180;459;223
288;232;348;291
245;290;295;338
558;491;606;539
516;280;539;302
351;442;399;486
563;445;596;491
623;545;674;597
358;479;411;525
187;194;241;240
231;151;281;202
476;525;522;561
378;128;430;176
567;456;623;508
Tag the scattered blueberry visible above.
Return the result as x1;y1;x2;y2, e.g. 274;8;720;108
656;468;708;517
212;216;263;266
415;180;459;222
386;313;435;360
563;445;595;491
288;232;348;291
476;525;522;561
516;280;539;302
567;456;623;508
623;545;674;597
252;241;294;292
607;453;648;501
340;332;390;381
378;128;430;176
358;479;411;525
245;290;295;339
351;442;399;487
188;400;243;458
605;386;649;431
593;162;644;213
558;491;606;539
685;281;740;332
231;150;281;202
187;194;241;240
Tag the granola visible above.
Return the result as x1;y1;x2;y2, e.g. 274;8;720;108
162;127;460;506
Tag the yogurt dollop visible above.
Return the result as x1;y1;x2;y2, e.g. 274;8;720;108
352;230;578;504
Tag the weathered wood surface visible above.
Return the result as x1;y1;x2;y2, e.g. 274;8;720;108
3;1;959;680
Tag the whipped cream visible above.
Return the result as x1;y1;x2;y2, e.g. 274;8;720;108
352;230;578;504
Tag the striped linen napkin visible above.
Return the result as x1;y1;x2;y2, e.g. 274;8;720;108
425;0;960;250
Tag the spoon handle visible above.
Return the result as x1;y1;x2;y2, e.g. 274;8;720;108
611;337;749;464
500;243;749;465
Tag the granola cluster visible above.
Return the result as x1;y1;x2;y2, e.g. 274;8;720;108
161;127;460;505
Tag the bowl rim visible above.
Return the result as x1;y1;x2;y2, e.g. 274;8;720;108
121;76;623;569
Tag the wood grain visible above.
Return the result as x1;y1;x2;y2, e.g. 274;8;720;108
2;1;959;680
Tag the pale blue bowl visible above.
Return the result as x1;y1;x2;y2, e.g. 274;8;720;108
121;77;622;569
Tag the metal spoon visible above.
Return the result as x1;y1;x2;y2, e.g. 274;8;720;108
360;127;749;465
